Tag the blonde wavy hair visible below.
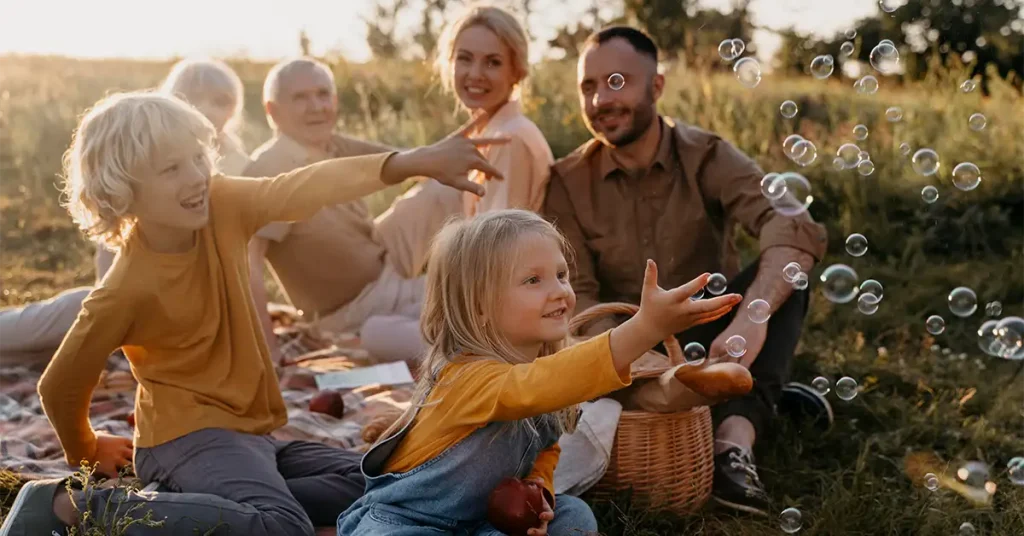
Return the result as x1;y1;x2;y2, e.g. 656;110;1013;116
61;91;217;250
160;58;245;138
378;210;579;445
434;4;530;108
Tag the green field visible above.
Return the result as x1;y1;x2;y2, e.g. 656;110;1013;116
1;54;1022;534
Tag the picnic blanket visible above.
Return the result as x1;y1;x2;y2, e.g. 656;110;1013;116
0;304;414;479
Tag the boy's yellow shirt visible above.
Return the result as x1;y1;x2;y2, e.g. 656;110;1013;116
38;153;393;466
382;332;631;501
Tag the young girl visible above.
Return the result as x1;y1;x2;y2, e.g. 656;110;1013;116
435;5;554;217
159;57;251;176
337;210;742;535
0;91;503;535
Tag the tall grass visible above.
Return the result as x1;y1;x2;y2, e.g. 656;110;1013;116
1;54;1021;534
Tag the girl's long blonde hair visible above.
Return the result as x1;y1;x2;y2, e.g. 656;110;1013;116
434;4;530;108
379;210;578;443
160;58;245;141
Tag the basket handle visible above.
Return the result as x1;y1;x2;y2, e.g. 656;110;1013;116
570;302;684;366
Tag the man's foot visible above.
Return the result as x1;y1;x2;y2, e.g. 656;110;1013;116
673;362;753;400
778;382;834;433
711;446;770;516
0;478;71;536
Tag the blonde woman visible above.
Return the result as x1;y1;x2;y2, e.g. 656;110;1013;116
436;4;554;216
337;210;742;535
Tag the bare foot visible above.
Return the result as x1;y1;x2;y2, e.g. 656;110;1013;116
52;488;80;526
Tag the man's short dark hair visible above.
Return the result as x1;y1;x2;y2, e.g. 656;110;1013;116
582;26;658;63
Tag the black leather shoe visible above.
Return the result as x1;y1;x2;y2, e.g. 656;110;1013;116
711;446;770;516
778;381;834;433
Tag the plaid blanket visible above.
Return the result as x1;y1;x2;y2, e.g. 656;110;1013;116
0;304;413;479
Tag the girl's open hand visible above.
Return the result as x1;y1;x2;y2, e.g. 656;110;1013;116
636;260;742;341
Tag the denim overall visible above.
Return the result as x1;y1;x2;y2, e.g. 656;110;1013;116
337;412;598;535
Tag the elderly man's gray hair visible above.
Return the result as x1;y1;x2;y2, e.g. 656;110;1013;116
261;57;336;105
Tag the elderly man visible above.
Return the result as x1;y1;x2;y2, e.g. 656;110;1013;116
245;58;462;364
543;27;832;516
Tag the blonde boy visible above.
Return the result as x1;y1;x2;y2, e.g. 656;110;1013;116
0;91;502;535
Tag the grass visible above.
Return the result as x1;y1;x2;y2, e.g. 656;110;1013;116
0;53;1022;534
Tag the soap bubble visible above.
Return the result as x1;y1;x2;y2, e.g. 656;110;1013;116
870;41;901;74
952;162;982;191
858;150;870;162
779;507;802;534
683;341;707;365
859;279;883;299
924;473;940;491
912;148;940;176
968;113;987;131
978;320;1000;356
820;264;859;304
607;73;625;91
812;376;831;395
846;29;857;39
926;315;946;335
948;287;978;317
959;522;976;536
768;173;813;216
706;273;728;296
836;143;862;169
780;100;798;118
1008;457;1024;486
960;79;976;93
835;376;858;400
840;41;855;57
733;57;762;88
791;140;818;167
783;134;805;157
994;316;1024;359
726;335;747;358
879;0;904;13
845;233;869;257
856;75;879;94
985;301;1002;317
857;159;875;176
886;106;903;122
810;54;835;79
748;299;771;324
690;287;705;301
899;142;912;156
832;156;846;171
958;461;990;486
718;38;745;61
793;272;809;290
783;262;803;283
760;172;786;200
857;293;880;315
921;185;939;204
853;124;869;140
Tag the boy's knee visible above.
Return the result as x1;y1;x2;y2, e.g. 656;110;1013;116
549;495;598;535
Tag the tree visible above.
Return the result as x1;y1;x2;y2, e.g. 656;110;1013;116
365;0;410;59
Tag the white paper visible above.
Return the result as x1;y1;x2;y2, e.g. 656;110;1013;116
315;362;414;390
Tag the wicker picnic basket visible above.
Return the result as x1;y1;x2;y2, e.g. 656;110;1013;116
571;302;715;514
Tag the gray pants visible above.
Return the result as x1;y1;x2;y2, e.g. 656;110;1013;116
76;428;364;535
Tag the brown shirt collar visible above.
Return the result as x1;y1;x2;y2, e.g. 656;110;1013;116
595;116;676;180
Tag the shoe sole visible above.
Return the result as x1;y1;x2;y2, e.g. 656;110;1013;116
0;482;33;536
781;383;834;431
711;495;769;517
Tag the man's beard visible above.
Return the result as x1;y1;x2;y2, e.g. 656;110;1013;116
586;88;657;148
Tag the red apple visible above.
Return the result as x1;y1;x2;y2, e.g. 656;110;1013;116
308;390;345;418
126;411;135;428
487;477;545;536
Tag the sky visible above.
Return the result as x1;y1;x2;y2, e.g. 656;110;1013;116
0;0;879;64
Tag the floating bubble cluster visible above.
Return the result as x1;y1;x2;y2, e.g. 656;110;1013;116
870;40;900;74
718;38;745;61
